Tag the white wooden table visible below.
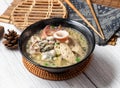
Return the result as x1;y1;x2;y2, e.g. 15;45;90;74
0;0;120;88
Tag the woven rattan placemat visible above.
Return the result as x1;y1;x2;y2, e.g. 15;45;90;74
22;56;92;80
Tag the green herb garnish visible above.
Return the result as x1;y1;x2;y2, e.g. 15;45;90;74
50;25;55;29
52;63;55;65
54;42;59;46
44;63;49;66
76;57;81;62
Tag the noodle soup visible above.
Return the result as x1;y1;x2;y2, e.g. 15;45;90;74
26;25;88;67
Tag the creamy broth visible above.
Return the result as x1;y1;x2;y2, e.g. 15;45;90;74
26;25;88;67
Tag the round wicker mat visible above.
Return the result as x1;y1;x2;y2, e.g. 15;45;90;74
22;56;92;80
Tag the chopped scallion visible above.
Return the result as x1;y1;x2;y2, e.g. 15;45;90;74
54;42;59;46
50;25;55;29
44;63;49;66
76;57;81;62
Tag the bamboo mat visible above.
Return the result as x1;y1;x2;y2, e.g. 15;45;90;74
0;0;67;30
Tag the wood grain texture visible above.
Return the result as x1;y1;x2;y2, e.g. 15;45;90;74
63;0;120;8
84;42;120;88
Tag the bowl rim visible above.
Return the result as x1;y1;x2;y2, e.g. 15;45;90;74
19;18;95;69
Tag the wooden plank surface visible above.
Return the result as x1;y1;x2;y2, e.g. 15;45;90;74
84;43;120;88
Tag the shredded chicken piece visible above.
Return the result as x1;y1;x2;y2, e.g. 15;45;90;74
68;37;84;58
29;36;40;54
60;43;76;64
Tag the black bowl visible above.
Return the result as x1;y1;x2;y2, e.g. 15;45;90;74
19;18;95;73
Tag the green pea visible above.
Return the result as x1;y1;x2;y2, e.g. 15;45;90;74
76;57;81;62
44;63;49;66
